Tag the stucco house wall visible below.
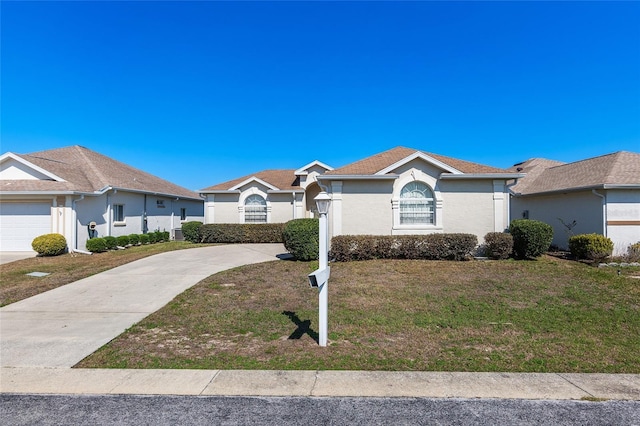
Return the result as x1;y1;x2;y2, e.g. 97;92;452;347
339;180;394;235
605;189;640;254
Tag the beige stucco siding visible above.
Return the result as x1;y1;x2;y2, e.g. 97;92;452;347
269;193;295;223
438;180;497;242
510;191;603;251
209;194;241;223
605;189;640;254
339;180;394;235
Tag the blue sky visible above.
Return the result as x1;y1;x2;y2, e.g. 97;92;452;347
2;1;639;191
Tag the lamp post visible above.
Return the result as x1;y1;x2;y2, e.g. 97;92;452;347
314;191;331;347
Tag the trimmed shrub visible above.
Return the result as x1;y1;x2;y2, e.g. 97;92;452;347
103;236;118;250
330;234;478;262
199;223;286;244
162;231;170;242
128;234;140;245
116;235;130;247
569;234;614;261
139;234;150;245
282;219;319;261
147;232;158;243
182;221;203;243
154;231;165;242
31;233;67;256
484;232;514;260
509;219;553;259
86;237;107;253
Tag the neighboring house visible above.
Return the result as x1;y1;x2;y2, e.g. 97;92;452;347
201;146;523;245
509;151;640;255
0;146;204;252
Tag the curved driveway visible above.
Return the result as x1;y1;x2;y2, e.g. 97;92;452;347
0;244;287;368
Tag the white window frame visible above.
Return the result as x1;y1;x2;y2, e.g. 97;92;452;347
391;169;443;234
244;194;268;223
113;204;125;226
399;182;435;225
180;207;187;221
238;188;271;223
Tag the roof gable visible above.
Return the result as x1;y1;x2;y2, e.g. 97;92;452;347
295;160;333;176
1;146;201;199
326;146;507;176
201;169;300;192
0;152;66;181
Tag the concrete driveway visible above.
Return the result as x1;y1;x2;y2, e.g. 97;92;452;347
0;251;37;265
0;244;288;368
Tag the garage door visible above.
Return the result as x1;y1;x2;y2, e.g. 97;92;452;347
0;203;51;251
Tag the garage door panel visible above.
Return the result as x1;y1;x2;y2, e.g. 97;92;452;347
0;203;52;251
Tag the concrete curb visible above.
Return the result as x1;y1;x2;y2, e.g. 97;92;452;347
2;368;639;400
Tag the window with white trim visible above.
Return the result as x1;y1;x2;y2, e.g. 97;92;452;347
399;182;434;225
244;194;267;223
180;208;187;221
113;204;125;223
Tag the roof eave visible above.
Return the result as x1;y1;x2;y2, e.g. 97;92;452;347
440;173;526;180
318;174;400;181
515;183;640;197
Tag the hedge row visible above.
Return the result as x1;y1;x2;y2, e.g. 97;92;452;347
86;231;170;253
198;223;285;244
330;234;478;262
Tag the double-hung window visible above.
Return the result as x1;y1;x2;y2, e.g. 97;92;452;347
399;182;434;225
244;195;267;223
113;204;125;224
180;208;187;221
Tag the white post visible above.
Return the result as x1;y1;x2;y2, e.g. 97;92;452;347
318;209;328;347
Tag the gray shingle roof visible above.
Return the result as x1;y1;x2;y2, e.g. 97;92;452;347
2;145;201;199
511;151;640;195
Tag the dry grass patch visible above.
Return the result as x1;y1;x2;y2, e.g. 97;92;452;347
78;256;640;372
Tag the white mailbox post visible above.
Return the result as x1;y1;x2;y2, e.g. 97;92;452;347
308;191;331;347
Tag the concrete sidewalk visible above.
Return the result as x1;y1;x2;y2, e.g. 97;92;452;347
1;368;639;400
0;244;287;368
1;244;638;401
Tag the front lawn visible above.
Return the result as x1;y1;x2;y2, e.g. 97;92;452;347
0;242;204;306
77;256;640;373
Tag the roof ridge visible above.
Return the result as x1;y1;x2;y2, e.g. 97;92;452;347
73;146;110;188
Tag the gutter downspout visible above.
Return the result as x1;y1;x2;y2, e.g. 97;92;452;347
505;178;520;226
592;190;607;237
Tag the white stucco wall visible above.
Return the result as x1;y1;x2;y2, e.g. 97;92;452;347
510;191;603;251
269;193;295;223
438;180;500;243
339;180;394;235
605;189;640;254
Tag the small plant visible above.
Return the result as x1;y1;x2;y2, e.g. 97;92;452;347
626;242;640;262
116;235;130;247
509;219;553;259
162;231;170;242
86;237;107;253
484;232;513;260
128;234;140;245
148;232;158;243
154;231;165;242
182;221;203;243
569;234;614;262
282;219;319;261
31;233;67;256
139;234;150;245
103;236;118;250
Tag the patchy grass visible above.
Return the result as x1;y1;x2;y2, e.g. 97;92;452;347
77;256;640;373
0;242;206;306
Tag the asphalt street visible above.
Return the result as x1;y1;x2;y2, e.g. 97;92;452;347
2;394;639;426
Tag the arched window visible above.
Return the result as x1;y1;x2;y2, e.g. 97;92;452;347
400;182;434;225
244;194;267;223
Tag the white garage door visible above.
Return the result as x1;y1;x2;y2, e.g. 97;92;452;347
0;203;52;251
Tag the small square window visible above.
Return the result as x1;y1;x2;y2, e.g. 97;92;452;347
113;204;124;222
180;208;187;221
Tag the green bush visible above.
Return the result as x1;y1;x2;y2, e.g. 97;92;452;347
330;234;478;262
569;234;614;261
128;234;140;245
86;237;107;253
139;234;150;245
148;232;158;243
154;231;165;242
103;236;118;250
182;221;203;243
199;223;286;244
282;219;319;261
116;235;130;247
162;231;170;242
509;219;553;259
484;232;514;260
31;233;67;256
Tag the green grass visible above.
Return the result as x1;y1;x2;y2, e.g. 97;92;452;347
77;255;640;372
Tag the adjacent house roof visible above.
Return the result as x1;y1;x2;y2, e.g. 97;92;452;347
201;169;301;192
1;145;202;200
324;146;508;176
510;151;640;195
